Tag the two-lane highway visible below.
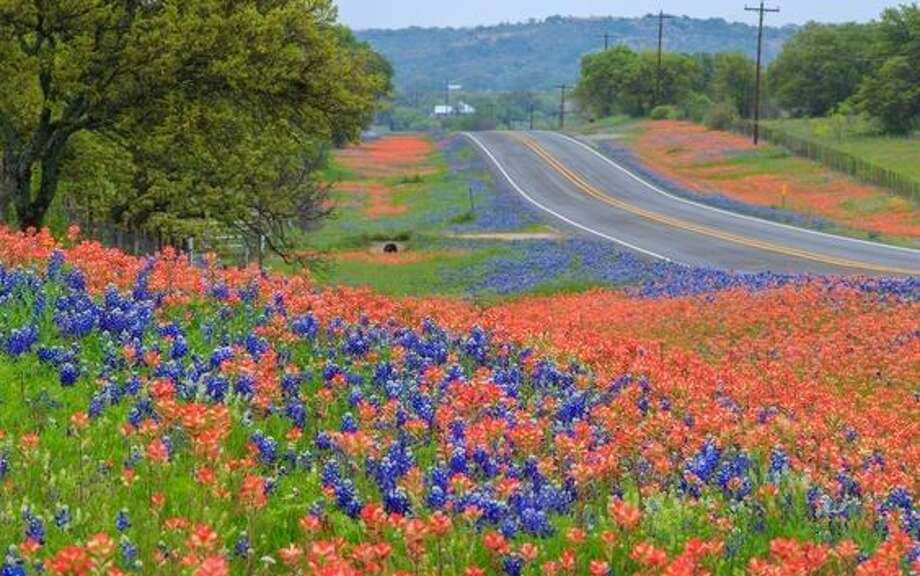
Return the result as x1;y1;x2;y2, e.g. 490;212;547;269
465;130;920;275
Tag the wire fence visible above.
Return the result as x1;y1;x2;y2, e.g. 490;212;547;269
69;217;263;267
732;121;920;205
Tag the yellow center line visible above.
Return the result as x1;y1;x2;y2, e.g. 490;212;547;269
510;133;919;276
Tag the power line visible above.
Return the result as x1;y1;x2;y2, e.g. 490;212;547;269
745;2;780;145
655;10;675;106
600;32;611;50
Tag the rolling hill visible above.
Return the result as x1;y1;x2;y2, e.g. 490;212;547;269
357;15;798;93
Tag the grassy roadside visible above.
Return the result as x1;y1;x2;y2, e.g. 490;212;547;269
576;118;919;247
288;135;548;297
761;117;920;183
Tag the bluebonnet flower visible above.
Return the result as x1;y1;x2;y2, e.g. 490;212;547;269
0;557;26;576
681;439;722;498
5;326;37;356
769;447;790;481
24;514;45;544
54;507;70;531
204;374;229;403
58;363;79;387
64;269;86;292
209;282;229;301
315;433;333;451
339;414;358;434
120;538;139;568
501;554;524;576
234;533;252;558
250;432;278;465
116;509;131;532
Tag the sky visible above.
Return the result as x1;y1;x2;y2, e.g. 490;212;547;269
335;0;899;30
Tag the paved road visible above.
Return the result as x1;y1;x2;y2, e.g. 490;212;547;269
465;130;920;275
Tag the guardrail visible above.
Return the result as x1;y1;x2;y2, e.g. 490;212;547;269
732;121;919;205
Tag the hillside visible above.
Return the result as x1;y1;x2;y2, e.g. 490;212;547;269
357;15;797;92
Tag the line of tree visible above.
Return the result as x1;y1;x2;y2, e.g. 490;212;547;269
575;4;919;136
378;90;563;133
768;4;919;134
0;0;392;259
574;45;757;129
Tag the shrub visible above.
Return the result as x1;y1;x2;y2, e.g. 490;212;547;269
683;93;713;123
650;105;680;120
704;101;739;130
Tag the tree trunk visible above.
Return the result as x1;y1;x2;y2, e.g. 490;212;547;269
14;137;67;231
0;150;11;224
12;159;35;229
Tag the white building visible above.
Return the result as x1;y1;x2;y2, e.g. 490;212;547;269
432;101;476;117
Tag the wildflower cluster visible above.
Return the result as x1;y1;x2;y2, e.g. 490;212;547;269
0;226;916;575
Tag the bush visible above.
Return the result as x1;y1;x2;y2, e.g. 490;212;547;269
650;105;680;120
704;101;739;130
683;93;713;123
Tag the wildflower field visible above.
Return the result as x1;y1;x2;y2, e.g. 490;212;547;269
1;132;918;576
316;134;852;299
0;224;918;576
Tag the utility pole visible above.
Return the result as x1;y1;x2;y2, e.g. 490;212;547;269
529;103;535;130
746;1;780;145
655;10;674;106
558;84;568;130
600;32;610;50
444;80;450;111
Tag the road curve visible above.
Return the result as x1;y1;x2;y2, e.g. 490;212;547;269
465;130;920;276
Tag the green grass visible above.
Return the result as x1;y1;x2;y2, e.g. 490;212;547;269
701;147;822;181
312;244;504;297
762;117;920;182
289;136;579;298
302;152;474;254
568;114;637;135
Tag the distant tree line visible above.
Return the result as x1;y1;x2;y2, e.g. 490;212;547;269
575;4;919;135
0;0;391;259
377;91;561;133
359;15;793;94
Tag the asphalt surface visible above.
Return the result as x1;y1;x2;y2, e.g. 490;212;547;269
465;130;920;275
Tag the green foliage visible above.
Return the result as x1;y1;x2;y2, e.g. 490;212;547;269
357;15;794;94
713;52;757;117
650;105;681;120
767;6;919;135
683;93;714;123
575;46;702;118
704;101;740;130
856;5;920;135
0;0;391;258
766;22;876;117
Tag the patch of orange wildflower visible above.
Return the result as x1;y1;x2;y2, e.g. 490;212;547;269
632;120;919;239
335;135;435;179
335;251;460;266
333;182;405;219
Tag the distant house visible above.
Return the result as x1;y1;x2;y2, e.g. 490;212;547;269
432;101;476;117
456;101;476;115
